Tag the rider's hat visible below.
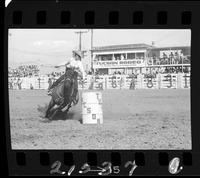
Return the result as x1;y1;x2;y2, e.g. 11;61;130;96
73;50;82;59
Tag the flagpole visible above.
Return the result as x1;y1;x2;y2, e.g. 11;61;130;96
91;29;94;73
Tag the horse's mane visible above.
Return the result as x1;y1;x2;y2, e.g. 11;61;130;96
65;68;78;79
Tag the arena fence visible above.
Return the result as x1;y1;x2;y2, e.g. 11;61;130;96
8;73;190;90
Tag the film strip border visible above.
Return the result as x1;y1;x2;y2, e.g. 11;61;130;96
10;151;197;175
5;1;196;27
4;0;200;176
10;8;192;26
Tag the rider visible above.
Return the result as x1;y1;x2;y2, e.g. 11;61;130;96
48;50;85;104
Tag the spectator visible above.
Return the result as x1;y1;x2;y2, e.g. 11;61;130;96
17;78;22;89
153;56;156;65
9;78;13;89
179;51;184;64
121;54;125;60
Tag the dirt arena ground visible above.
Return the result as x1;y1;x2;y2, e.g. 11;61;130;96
9;89;191;150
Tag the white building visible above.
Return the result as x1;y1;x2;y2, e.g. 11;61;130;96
91;43;154;75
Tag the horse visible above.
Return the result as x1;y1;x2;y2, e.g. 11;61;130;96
45;68;78;120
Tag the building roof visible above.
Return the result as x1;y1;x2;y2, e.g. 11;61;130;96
150;46;190;50
92;43;154;52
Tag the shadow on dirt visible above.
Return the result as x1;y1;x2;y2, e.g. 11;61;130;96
37;104;82;123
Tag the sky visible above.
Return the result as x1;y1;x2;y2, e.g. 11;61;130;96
8;29;191;69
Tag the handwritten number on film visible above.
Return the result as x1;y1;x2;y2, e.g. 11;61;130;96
78;162;112;175
50;161;66;175
79;163;90;174
50;161;76;175
98;162;112;175
50;161;136;176
125;161;138;176
50;157;183;175
168;157;183;175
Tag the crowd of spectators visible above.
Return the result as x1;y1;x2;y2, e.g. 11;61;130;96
47;71;64;78
146;66;190;75
148;52;190;65
47;70;95;79
141;66;190;78
94;66;190;78
8;64;190;80
9;65;39;78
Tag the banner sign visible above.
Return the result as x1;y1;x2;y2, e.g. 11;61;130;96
93;59;145;68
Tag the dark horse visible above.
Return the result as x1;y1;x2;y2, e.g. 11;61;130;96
45;68;78;120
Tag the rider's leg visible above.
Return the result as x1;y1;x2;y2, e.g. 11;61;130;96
45;98;55;118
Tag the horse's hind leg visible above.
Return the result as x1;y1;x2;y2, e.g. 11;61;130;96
45;99;55;118
49;108;59;120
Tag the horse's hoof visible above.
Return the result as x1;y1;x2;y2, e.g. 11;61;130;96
61;105;69;112
39;117;51;123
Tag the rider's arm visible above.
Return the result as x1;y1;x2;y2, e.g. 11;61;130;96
65;61;71;68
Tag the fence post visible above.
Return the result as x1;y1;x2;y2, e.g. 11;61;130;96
105;76;107;90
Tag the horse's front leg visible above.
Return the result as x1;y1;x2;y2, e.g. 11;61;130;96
45;98;55;118
49;108;59;120
60;80;72;112
63;80;72;105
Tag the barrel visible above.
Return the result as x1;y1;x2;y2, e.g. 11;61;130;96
81;91;103;124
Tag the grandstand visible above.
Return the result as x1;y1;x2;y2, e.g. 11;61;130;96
8;43;191;90
91;43;190;75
